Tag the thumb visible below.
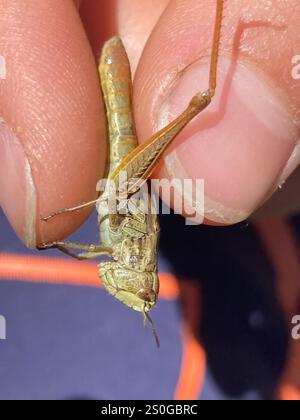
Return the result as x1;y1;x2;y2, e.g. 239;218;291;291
0;0;106;247
133;0;300;224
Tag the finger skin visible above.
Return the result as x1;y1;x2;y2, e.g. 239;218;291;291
133;0;300;224
79;0;169;75
117;0;169;75
0;0;106;245
79;0;118;56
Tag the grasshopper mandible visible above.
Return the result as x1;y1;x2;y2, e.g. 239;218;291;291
39;0;224;347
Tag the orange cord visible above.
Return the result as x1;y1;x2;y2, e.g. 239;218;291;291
174;324;206;400
0;252;207;399
0;253;179;300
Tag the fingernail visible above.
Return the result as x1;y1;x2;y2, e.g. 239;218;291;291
158;57;299;224
278;140;300;186
0;121;37;247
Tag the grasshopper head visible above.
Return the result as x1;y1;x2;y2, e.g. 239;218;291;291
99;261;158;312
99;261;160;347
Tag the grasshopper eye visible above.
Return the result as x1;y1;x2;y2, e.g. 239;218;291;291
137;288;156;304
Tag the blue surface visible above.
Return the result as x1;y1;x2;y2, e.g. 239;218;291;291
0;209;182;400
0;208;295;399
0;280;181;400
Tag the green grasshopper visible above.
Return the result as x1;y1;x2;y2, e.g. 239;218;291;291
39;0;224;347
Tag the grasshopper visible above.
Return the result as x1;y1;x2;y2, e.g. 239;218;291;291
39;0;224;347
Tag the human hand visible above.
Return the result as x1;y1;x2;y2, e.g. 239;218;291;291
0;0;299;247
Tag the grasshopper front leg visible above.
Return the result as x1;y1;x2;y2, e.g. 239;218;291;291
38;241;113;260
41;199;98;222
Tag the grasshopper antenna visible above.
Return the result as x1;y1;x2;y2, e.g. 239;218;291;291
209;0;224;97
143;310;160;348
